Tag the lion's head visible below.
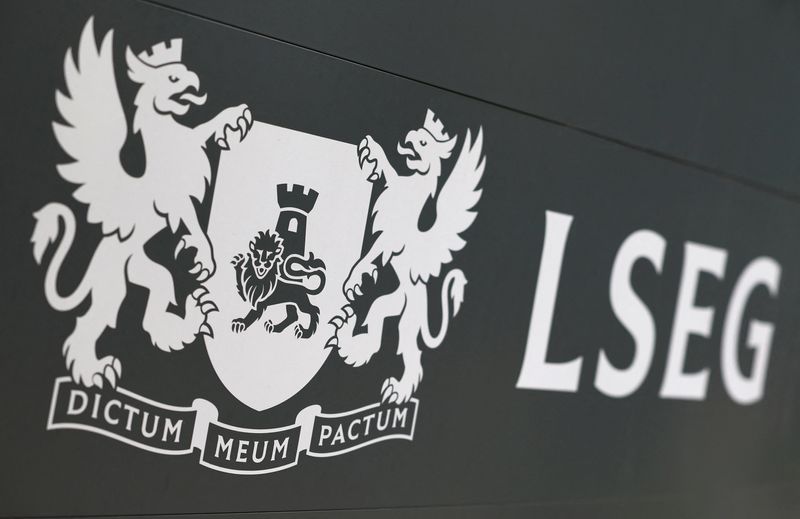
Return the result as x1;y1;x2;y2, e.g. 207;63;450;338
249;230;284;280
237;230;285;308
125;40;207;127
397;109;457;175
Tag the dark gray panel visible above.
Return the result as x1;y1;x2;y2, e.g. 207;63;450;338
1;1;800;518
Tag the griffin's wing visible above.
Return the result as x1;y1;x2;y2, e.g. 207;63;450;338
410;128;485;283
53;18;138;238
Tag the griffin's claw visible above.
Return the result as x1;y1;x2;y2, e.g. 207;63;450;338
192;286;208;299
244;108;253;125
189;263;202;274
104;366;117;388
237;117;249;140
174;239;186;259
330;316;344;329
217;138;229;150
112;358;122;377
343;304;355;318
198;269;210;282
325;336;338;349
224;126;235;144
368;172;379;182
199;323;214;338
358;137;368;151
346;289;355;301
387;393;398;404
354;284;363;297
371;269;378;282
92;374;104;390
382;379;390;392
201;301;218;314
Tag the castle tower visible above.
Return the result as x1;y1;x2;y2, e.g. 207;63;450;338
276;183;319;256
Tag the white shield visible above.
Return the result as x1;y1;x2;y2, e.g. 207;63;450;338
204;122;370;411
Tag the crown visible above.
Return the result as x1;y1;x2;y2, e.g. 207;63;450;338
423;109;451;142
277;183;319;214
137;38;183;67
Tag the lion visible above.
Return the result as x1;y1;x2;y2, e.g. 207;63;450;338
231;229;326;338
327;109;485;404
31;18;252;388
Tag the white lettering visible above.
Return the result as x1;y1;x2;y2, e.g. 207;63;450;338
660;242;727;400
162;417;182;443
596;230;665;397
66;389;88;416
215;436;233;461
517;211;581;392
103;399;121;426
721;257;780;404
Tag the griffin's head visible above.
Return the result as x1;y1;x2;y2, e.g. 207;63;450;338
125;39;207;118
249;230;284;280
397;109;457;174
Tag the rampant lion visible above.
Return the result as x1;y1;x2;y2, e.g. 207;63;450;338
328;109;485;404
31;18;252;388
231;230;326;338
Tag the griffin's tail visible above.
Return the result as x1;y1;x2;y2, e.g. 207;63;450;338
31;203;92;311
420;269;467;349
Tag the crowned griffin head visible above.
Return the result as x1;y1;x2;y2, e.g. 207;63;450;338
125;38;207;121
397;109;457;175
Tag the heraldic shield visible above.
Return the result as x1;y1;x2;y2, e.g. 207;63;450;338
204;122;372;411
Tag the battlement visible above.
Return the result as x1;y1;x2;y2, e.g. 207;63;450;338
277;183;318;214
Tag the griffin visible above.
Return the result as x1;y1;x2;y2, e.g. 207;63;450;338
31;18;252;388
231;230;326;338
328;109;485;404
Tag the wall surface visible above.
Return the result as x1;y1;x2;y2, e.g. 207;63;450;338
1;1;799;517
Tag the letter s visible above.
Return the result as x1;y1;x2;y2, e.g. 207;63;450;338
595;229;666;397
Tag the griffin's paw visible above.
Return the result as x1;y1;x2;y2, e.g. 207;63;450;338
357;135;388;183
337;338;378;367
381;376;417;405
325;333;339;350
264;320;274;334
231;318;246;334
193;287;218;317
215;104;253;150
344;263;378;302
70;355;122;389
146;291;207;352
176;233;216;282
328;304;354;331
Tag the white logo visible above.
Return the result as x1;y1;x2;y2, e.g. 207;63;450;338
330;111;485;404
34;17;487;474
32;18;252;388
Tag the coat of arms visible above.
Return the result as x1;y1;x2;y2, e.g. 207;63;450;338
34;17;486;474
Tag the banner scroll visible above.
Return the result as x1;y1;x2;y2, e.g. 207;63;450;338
47;377;418;474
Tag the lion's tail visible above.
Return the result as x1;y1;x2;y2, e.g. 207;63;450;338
283;253;326;295
31;203;92;311
421;269;467;349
